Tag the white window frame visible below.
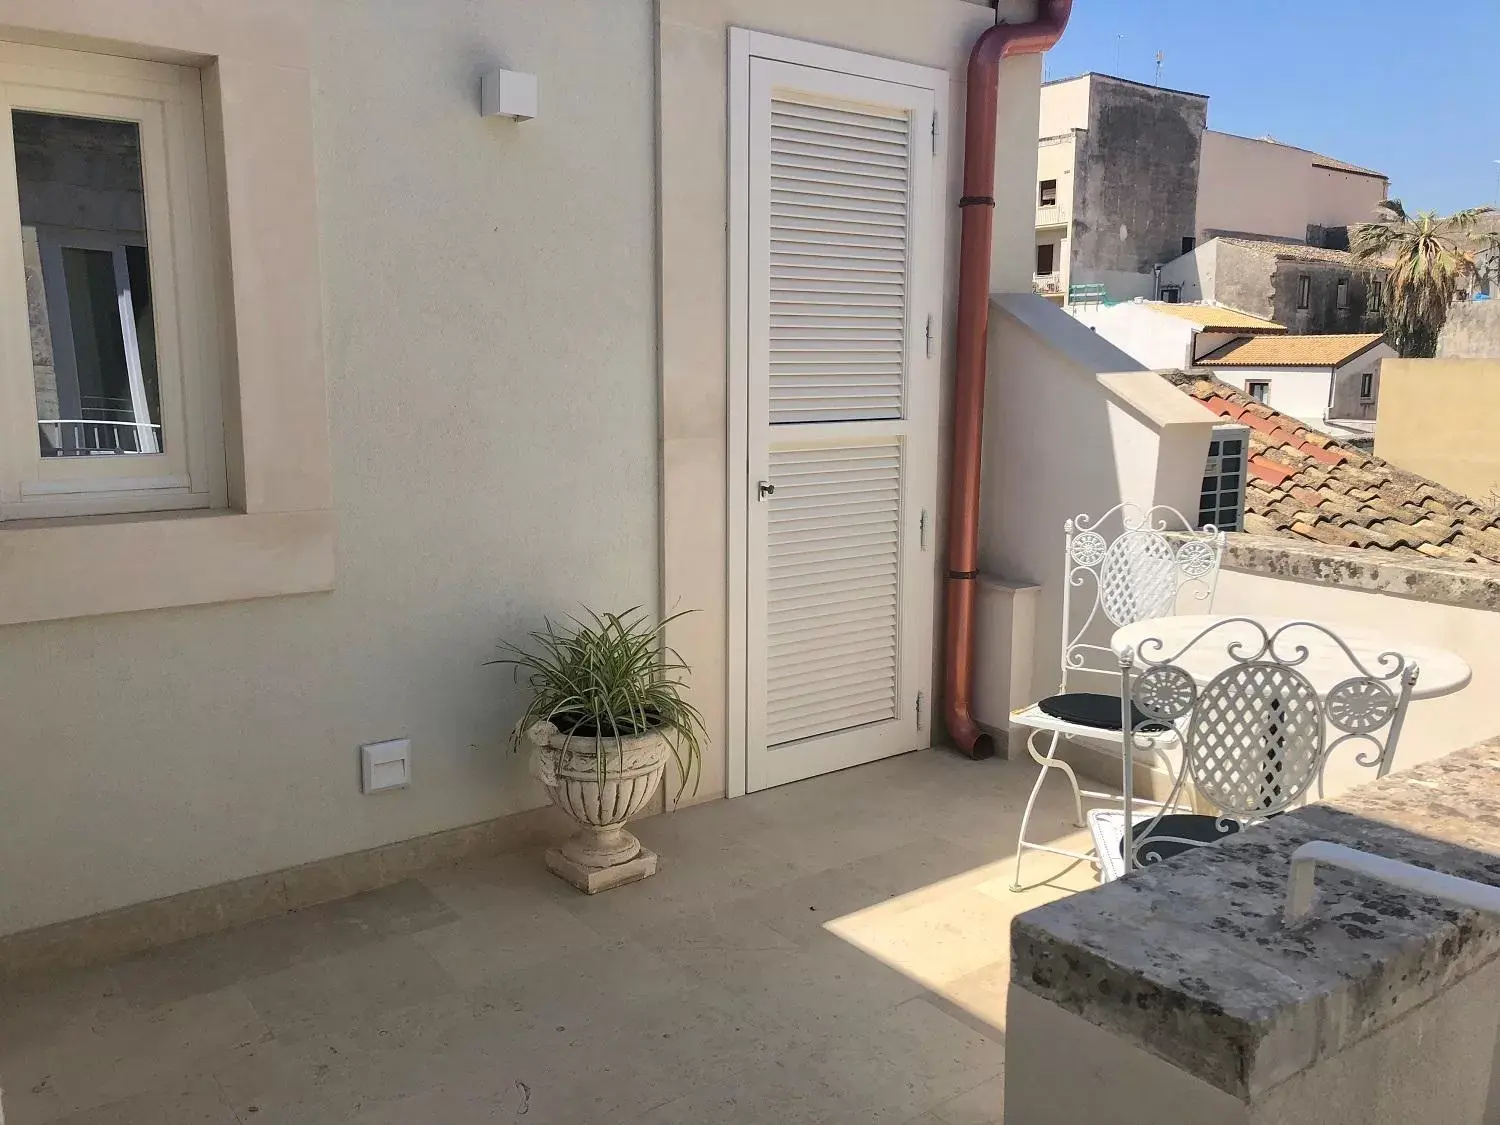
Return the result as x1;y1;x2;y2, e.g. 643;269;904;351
34;226;161;458
1247;379;1271;403
0;44;224;520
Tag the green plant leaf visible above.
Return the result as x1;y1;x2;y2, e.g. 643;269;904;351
491;605;707;802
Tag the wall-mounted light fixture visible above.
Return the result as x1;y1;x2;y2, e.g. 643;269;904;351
481;68;537;122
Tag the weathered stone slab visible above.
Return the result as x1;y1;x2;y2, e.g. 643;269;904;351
1012;737;1500;1098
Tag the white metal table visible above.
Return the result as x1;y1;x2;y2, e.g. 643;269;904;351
1110;615;1472;701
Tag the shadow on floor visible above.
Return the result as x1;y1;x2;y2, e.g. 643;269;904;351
0;748;1106;1125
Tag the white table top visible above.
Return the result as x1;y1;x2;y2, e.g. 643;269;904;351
1111;615;1471;701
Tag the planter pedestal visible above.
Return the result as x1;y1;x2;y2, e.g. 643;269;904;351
527;723;671;894
546;845;658;893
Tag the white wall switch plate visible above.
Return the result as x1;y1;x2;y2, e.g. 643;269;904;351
481;68;537;121
361;738;411;793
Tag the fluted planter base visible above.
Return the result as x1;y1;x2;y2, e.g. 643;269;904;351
525;722;671;894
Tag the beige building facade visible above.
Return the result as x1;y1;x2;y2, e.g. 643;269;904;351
1376;358;1500;500
0;0;1046;940
1196;129;1389;245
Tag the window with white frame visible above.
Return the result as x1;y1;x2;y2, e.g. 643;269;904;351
1247;380;1270;403
0;47;223;520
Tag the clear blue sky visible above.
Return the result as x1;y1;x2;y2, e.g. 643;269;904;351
1041;0;1500;216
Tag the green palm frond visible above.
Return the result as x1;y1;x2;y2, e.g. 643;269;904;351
1351;202;1494;357
490;606;706;801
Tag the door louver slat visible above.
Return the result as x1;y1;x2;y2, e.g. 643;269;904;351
769;95;911;426
764;443;900;746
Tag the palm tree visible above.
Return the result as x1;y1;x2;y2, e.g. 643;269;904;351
1351;200;1496;357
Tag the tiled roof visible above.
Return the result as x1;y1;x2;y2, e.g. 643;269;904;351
1144;302;1287;333
1215;238;1375;267
1309;154;1387;179
1163;370;1500;564
1197;333;1387;368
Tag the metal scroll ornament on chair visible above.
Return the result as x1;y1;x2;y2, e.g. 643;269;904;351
1008;503;1225;891
1093;617;1420;881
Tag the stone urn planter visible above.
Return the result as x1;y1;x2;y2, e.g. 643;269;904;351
527;721;671;893
492;607;705;894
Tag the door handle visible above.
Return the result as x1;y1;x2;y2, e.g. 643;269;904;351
757;481;776;501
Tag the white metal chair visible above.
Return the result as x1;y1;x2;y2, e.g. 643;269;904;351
1008;503;1223;891
1090;617;1419;882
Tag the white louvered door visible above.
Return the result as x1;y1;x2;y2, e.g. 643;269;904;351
741;57;940;792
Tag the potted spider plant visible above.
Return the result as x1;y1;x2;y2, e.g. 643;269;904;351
491;607;705;893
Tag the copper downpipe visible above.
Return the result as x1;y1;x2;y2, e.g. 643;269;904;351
944;0;1073;758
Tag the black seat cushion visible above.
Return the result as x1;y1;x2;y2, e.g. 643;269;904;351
1036;692;1163;732
1122;814;1241;867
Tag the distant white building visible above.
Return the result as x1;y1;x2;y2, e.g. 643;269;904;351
1069;299;1286;370
1070;300;1390;441
1196;333;1393;440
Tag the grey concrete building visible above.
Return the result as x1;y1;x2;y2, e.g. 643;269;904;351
1034;73;1207;302
1437;301;1500;358
1036;73;1389;309
1160;237;1386;336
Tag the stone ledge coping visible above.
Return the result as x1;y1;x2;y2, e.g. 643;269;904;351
1011;737;1500;1100
1223;533;1500;614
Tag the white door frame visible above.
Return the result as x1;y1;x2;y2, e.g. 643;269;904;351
726;28;949;797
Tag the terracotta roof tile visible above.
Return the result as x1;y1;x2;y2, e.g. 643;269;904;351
1197;333;1387;368
1215;237;1381;267
1161;370;1500;566
1142;302;1287;333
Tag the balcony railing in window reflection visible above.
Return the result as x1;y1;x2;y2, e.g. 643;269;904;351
38;418;161;456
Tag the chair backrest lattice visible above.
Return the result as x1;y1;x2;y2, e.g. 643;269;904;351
1058;503;1224;688
1118;617;1419;874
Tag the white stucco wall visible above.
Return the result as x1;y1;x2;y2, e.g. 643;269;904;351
1067;302;1198;370
0;0;661;937
1197;130;1387;242
1038;73;1090;137
982;294;1215;716
0;0;1050;937
1209;365;1335;426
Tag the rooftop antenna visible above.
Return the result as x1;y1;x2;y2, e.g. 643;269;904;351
1154;50;1164;86
1114;34;1125;73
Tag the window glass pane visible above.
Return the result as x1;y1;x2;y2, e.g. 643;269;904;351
14;110;162;457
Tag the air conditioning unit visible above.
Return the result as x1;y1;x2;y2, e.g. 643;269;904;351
1199;424;1249;532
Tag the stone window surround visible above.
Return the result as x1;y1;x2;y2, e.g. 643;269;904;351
0;3;332;627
